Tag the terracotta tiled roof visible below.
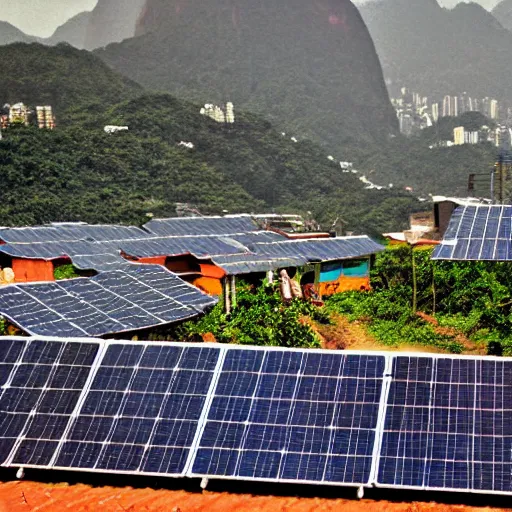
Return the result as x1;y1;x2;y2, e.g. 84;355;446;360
0;481;509;512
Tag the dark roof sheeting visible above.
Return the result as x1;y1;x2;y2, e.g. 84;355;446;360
211;254;306;275
143;216;259;237
252;236;384;262
432;205;512;260
0;223;148;244
0;265;216;337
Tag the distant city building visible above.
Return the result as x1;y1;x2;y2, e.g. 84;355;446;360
200;102;235;124
36;106;55;129
454;126;465;145
9;103;29;126
490;99;499;120
432;102;439;122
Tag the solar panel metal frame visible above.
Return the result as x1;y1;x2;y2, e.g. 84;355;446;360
0;337;226;480
187;344;391;488
372;352;512;496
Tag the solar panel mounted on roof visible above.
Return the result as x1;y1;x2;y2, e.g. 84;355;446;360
375;355;512;493
0;338;101;467
0;266;217;337
433;205;512;261
53;342;221;476
191;349;386;485
252;237;384;263
143;216;259;237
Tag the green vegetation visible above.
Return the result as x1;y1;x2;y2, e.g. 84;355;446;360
53;264;80;280
327;246;512;355
1;43;141;117
174;282;321;349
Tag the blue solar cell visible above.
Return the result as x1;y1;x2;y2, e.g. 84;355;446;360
0;339;100;467
191;350;385;485
55;343;220;475
377;356;512;493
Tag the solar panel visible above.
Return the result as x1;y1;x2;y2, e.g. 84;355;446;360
143;216;259;237
0;266;217;337
190;349;386;485
375;355;512;493
433;205;512;261
0;338;101;467
52;342;221;476
252;237;385;262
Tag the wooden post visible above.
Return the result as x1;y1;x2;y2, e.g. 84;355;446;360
230;275;237;309
223;278;231;315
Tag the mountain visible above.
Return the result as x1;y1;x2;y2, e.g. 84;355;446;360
493;0;512;30
84;0;146;49
0;43;418;233
46;11;92;49
5;0;145;51
0;43;141;116
0;21;37;45
359;0;512;103
95;0;398;150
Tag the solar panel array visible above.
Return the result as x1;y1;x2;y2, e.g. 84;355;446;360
2;337;511;496
433;205;512;261
0;266;216;337
0;220;384;274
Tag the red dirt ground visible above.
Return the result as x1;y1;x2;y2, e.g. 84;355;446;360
0;481;509;512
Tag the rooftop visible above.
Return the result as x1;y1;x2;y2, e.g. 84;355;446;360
0;480;507;512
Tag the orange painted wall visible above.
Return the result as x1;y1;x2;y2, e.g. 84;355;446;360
137;256;167;265
318;276;370;296
199;263;226;279
192;276;223;296
12;259;55;283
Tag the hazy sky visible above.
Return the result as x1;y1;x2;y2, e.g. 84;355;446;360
0;0;98;37
0;0;502;37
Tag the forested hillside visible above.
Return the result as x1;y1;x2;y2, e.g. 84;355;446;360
493;0;512;31
0;93;419;234
1;43;141;115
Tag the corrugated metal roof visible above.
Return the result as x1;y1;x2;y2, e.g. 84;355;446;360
212;254;306;275
144;216;259;237
252;236;385;262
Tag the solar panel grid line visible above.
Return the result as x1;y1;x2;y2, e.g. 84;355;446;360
53;280;129;333
14;287;89;337
182;346;227;475
47;341;222;478
189;348;387;487
374;354;512;495
2;340;89;467
77;278;169;325
368;355;393;486
47;341;109;468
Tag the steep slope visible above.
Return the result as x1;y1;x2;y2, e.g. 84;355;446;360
0;21;36;45
96;0;398;149
46;11;92;49
84;0;146;49
359;0;512;102
0;43;142;116
493;0;512;30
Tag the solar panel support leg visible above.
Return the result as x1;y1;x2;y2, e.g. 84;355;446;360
200;477;209;490
356;486;364;499
16;467;25;480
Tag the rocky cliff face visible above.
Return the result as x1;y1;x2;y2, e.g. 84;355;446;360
97;0;398;147
493;0;512;31
84;0;146;49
